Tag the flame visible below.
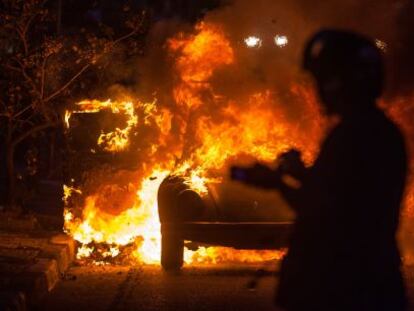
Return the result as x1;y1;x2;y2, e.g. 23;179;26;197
169;22;234;110
185;247;287;264
102;247;121;258
65;99;138;152
77;245;94;259
63;185;82;205
64;111;72;128
64;22;325;265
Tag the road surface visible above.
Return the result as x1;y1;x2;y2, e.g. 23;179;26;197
40;261;414;311
40;263;281;311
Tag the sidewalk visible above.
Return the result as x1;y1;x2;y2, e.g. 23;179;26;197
0;228;75;310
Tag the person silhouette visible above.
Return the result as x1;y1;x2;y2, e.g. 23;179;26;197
231;30;407;311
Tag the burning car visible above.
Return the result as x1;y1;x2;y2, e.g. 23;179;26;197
62;22;323;266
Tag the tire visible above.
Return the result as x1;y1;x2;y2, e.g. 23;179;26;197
158;176;188;222
161;232;184;271
177;189;205;221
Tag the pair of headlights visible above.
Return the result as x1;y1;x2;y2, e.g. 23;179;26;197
244;35;289;48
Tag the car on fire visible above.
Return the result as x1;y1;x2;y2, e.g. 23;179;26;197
157;175;294;270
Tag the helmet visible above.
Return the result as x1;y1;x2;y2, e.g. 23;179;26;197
303;29;384;99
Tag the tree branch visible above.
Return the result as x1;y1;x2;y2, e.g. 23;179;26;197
19;1;47;55
44;63;90;103
10;58;41;98
43;13;144;103
15;118;35;128
40;54;49;99
15;26;28;56
13;104;33;119
4;64;22;73
113;24;142;46
12;122;56;148
12;110;37;134
0;99;7;111
23;10;39;36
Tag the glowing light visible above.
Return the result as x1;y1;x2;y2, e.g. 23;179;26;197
184;247;287;264
274;35;288;47
77;245;94;259
244;36;262;48
64;210;73;223
64;111;72;128
375;39;387;52
63;184;82;205
102;247;120;258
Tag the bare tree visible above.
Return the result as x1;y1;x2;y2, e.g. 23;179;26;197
0;0;146;209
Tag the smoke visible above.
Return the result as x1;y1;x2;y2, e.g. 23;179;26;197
390;1;414;98
202;0;414;98
128;0;414;131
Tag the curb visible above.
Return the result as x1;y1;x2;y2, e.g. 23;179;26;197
0;291;27;311
0;233;75;310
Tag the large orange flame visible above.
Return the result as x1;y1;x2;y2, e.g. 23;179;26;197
63;22;328;265
65;99;138;152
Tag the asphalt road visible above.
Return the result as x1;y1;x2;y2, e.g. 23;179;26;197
40;262;414;311
40;263;282;311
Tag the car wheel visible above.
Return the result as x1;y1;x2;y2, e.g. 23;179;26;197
161;231;184;270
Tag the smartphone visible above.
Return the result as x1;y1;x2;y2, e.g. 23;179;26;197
230;166;248;181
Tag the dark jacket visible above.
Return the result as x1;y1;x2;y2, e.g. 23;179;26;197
276;107;407;311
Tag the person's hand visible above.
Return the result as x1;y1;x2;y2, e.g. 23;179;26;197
277;149;306;180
